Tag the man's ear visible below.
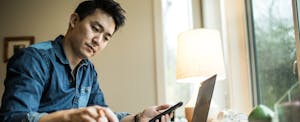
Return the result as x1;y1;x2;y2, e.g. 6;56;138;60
70;13;79;28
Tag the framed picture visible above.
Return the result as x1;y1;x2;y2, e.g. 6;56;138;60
3;36;34;62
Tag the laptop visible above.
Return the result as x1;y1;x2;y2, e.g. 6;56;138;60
191;74;217;122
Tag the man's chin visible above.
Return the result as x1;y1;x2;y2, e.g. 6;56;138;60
78;54;92;60
84;53;95;59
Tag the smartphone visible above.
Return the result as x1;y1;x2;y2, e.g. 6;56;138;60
149;101;183;122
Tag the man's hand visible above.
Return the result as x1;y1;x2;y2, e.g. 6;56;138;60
39;105;118;122
69;106;110;122
139;104;173;122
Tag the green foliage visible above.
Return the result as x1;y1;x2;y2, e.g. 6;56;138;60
253;1;298;108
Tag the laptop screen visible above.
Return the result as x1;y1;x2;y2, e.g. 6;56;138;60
191;74;217;122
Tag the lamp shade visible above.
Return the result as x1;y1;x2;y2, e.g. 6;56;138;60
176;29;225;82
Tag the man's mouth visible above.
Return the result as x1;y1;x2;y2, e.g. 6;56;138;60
86;44;96;53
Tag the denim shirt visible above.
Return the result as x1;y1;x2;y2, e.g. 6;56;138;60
0;35;129;122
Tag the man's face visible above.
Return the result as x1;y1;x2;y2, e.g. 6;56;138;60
68;9;116;59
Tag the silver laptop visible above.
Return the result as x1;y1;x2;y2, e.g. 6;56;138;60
191;74;217;122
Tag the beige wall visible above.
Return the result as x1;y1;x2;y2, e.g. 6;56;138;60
0;0;157;113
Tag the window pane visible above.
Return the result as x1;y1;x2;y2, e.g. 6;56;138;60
250;0;298;108
162;0;192;117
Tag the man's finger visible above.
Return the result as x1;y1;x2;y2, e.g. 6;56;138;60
98;110;108;122
83;106;101;119
155;104;170;111
80;114;97;122
99;109;105;117
102;108;119;122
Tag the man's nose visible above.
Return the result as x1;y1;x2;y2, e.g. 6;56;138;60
92;37;101;46
92;33;106;46
92;38;100;46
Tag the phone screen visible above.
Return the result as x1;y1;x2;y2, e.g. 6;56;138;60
149;101;183;122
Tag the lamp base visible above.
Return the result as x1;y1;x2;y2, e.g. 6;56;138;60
185;106;194;122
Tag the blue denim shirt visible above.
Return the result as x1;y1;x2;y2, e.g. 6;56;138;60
0;35;129;122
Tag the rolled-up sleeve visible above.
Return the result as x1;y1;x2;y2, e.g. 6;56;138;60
0;49;49;122
27;112;48;122
115;112;131;120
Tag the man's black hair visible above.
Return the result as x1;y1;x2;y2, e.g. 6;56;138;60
75;0;126;32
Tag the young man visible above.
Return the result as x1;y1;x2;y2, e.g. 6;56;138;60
0;0;171;122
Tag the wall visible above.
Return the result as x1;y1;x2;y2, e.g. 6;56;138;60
0;0;157;113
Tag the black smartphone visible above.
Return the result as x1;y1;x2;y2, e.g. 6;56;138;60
149;101;183;122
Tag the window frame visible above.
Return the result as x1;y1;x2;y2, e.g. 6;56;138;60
246;0;300;107
245;0;259;106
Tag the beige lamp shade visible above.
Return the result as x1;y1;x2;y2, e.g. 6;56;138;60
176;29;225;81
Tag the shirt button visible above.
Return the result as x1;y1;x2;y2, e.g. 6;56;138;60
85;88;89;93
73;97;78;103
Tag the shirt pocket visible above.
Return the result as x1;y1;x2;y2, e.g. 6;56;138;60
78;86;91;107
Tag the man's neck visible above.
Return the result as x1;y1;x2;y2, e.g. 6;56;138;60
62;38;81;70
67;55;81;70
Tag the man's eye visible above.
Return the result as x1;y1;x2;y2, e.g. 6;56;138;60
92;26;99;32
104;36;110;41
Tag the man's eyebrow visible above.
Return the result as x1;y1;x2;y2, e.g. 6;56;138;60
92;21;113;37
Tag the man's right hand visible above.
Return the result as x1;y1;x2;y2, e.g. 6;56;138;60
39;105;119;122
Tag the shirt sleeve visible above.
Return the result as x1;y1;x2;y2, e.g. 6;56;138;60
115;112;131;121
0;48;49;122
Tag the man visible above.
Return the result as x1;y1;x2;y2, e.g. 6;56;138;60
0;0;171;122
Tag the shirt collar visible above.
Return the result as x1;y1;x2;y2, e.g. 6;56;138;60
53;35;89;66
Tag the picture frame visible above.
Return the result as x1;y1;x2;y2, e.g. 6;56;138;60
3;36;35;62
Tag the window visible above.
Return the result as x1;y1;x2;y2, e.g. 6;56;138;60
162;0;193;117
247;0;298;108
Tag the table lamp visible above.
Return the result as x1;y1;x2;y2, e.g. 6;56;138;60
176;28;225;122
